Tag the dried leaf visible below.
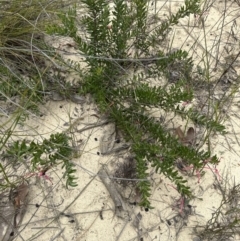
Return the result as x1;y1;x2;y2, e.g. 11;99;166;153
185;127;195;144
174;126;185;141
174;126;195;146
13;183;29;209
0;183;29;241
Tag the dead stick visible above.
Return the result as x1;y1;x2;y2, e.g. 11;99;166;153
98;167;128;218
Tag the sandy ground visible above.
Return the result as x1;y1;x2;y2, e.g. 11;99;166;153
1;0;240;241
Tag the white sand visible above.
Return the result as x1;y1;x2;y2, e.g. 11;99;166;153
1;1;240;241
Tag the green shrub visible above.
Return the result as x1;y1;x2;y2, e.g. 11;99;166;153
46;0;226;208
